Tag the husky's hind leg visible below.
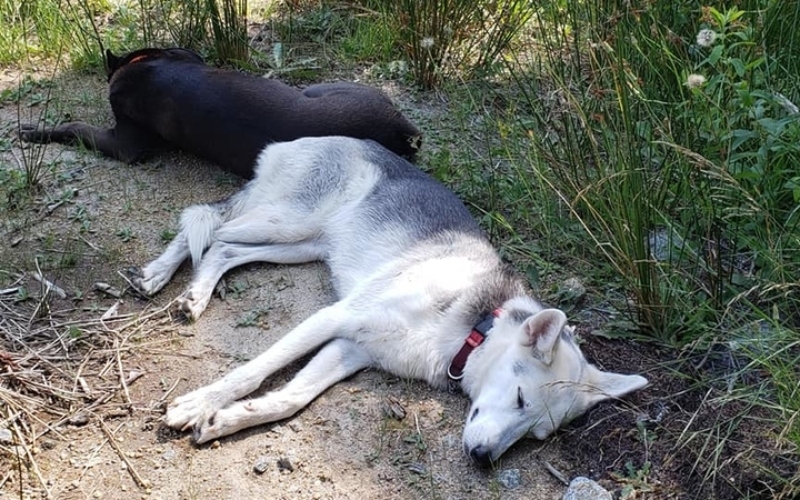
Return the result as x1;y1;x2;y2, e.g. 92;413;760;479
176;201;326;319
187;338;371;443
133;202;230;295
177;239;325;320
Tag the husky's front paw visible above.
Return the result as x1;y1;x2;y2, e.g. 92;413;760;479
190;401;262;444
176;289;211;321
164;388;221;435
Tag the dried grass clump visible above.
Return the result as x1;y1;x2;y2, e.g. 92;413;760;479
0;277;177;496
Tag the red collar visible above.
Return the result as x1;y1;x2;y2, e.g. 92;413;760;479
447;309;501;380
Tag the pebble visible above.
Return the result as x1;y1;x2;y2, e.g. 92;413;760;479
497;468;522;490
68;412;90;426
253;456;270;474
0;428;12;443
562;477;612;500
408;463;427;475
277;458;294;472
382;397;406;420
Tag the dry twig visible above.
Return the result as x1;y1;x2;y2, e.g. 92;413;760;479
1;288;173;495
99;420;151;490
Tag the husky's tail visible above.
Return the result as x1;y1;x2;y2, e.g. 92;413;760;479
180;204;224;267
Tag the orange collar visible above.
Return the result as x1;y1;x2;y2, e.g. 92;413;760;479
127;54;149;65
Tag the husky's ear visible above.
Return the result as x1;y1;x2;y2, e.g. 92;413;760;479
584;366;648;404
522;309;568;365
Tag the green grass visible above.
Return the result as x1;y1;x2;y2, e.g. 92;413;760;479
0;0;252;71
493;0;800;494
376;0;535;88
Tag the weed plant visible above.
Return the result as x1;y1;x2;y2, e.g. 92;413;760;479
207;0;248;63
505;0;800;494
0;0;250;69
0;0;102;68
514;1;799;342
376;0;535;88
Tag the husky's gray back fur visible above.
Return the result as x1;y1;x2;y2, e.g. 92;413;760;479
360;141;484;239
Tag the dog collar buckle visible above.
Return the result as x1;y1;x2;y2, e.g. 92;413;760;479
465;330;484;348
447;309;500;381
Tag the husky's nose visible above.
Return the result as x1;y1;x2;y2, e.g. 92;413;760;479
468;445;492;467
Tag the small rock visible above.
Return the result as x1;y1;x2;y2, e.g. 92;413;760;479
94;282;122;298
408;463;427;475
210;440;220;449
162;448;176;461
253;456;270;474
277;458;293;472
68;412;90;426
562;477;612;500
0;428;12;443
497;468;522;490
382;396;406;420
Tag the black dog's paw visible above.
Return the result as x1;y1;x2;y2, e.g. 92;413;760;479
18;124;43;142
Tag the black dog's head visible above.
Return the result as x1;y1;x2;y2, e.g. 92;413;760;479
105;48;205;81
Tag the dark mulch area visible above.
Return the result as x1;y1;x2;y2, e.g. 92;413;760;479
556;333;793;499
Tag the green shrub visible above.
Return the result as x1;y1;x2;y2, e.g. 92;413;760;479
379;0;535;89
514;1;799;342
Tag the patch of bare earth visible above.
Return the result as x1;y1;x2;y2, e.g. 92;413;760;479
0;68;780;500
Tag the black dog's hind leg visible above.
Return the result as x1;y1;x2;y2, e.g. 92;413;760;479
19;116;172;164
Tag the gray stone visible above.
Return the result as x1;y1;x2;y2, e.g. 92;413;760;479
277;457;294;472
496;468;522;490
648;228;685;262
0;428;12;444
407;463;427;475
253;456;270;474
562;477;612;500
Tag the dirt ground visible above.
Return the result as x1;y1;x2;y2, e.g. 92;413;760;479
0;67;779;500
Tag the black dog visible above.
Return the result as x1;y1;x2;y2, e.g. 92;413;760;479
20;48;421;178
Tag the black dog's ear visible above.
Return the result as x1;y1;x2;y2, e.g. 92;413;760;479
105;49;121;78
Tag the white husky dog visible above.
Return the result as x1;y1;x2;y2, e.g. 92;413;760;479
133;136;647;465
